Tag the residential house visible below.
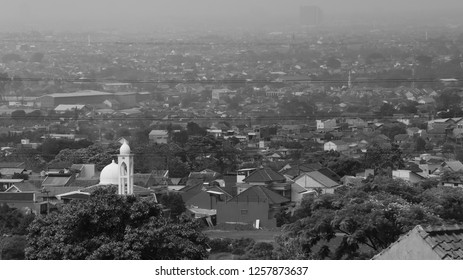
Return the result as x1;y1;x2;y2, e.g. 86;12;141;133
453;118;463;140
345;118;367;131
373;225;463;260
54;104;88;114
427;126;449;143
290;182;317;205
440;161;463;173
242;168;287;186
70;164;96;179
427;118;455;131
240;168;290;199
316;119;337;132
293;168;341;195
324;140;349;152
0;179;25;191
394;134;410;145
184;184;232;210
149;130;169;144
392;170;425;183
216;185;290;228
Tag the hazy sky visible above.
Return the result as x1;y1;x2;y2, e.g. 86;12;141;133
1;0;463;31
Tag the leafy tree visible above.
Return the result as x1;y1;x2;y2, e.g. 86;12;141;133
1;235;27;260
172;130;189;145
116;128;131;138
378;103;396;116
51;143;118;171
279;97;315;117
2;53;24;63
326;57;341;69
364;143;404;174
0;204;35;235
159;192;186;219
29;52;44;63
276;186;442;259
186;122;206;136
419;186;463;223
0;72;8;93
241;242;274;260
435;90;461;111
26;110;44;119
11;110;26;120
442;143;455;156
326;157;363;177
12;173;29;180
416;55;433;67
133;128;150;145
415;137;426;152
26;188;209;260
41;139;93;162
167;157;190;178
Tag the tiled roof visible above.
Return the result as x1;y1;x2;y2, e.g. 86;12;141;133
243;168;286;183
7;182;40;193
418;225;463;259
373;224;463;260
317;168;341;183
228;185;289;205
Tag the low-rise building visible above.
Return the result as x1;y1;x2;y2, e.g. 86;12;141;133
149;130;169;144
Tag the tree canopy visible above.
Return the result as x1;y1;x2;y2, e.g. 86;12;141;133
26;188;209;260
274;176;445;260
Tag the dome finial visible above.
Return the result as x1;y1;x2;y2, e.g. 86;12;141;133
120;139;131;155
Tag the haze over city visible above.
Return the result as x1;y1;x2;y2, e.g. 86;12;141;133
1;0;463;31
3;0;463;266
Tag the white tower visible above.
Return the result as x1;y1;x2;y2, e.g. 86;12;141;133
118;139;134;195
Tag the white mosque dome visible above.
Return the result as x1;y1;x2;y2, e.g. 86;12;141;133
99;160;119;185
120;140;131;155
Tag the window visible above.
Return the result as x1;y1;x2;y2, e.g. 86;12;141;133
240;209;248;215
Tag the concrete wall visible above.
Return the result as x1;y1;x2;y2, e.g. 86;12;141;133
216;201;277;228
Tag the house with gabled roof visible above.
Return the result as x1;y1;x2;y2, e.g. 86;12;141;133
216;185;290;228
441;161;463;173
243;168;286;186
373;225;463;260
185;185;232;210
293;168;341;195
324;140;349;152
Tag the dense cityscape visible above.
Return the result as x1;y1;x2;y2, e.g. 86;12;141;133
2;1;463;260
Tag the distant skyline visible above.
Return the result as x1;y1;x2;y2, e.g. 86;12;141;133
1;0;463;31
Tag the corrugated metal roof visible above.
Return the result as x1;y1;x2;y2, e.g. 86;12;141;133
42;176;72;187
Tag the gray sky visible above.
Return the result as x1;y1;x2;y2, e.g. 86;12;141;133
1;0;463;31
